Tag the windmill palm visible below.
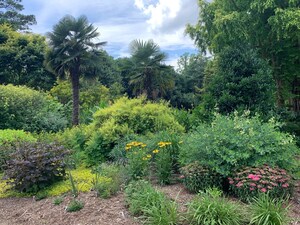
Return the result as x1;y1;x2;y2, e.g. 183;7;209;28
129;39;174;100
45;15;105;125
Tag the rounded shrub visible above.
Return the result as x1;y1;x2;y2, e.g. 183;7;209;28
180;161;223;193
0;84;68;132
85;96;184;165
179;112;299;176
3;142;70;192
228;165;293;202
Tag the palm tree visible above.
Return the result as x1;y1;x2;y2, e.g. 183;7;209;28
45;15;105;125
129;39;174;100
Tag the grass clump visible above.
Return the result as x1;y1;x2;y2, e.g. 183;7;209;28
66;199;84;212
53;196;64;205
125;180;178;225
186;188;246;225
249;194;290;225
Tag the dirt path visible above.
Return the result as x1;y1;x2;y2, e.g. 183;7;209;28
0;192;139;225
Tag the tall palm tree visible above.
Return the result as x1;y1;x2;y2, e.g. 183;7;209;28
45;15;105;125
129;39;174;100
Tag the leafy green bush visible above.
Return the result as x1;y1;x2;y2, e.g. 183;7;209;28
180;162;223;193
3;142;69;192
0;129;37;170
229;165;293;202
125;180;178;224
249;194;290;225
179;112;299;176
66;199;84;212
0;84;68;132
53;196;64;205
186;188;246;225
84;97;184;165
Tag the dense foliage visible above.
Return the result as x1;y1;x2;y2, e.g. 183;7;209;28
229;165;293;202
0;129;36;170
180;162;222;193
187;188;245;225
179;112;299;176
3;142;69;192
0;24;55;90
0;84;68;132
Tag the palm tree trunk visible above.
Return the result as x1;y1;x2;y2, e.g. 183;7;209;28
71;65;80;126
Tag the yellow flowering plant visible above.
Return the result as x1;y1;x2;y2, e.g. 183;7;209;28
125;141;151;180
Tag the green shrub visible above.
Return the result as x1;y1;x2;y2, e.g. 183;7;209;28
179;112;299;176
0;84;68;132
229;165;293;202
186;188;246;225
66;199;84;212
0;129;37;171
249;194;290;225
3;142;69;192
180;162;223;193
85;97;184;165
125;180;178;225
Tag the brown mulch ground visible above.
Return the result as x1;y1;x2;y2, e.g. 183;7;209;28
0;182;299;225
0;192;139;225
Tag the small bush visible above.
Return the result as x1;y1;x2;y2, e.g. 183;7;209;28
229;165;293;202
186;188;246;225
3;142;69;192
66;199;84;212
180;162;223;193
179;112;299;176
93;176;114;198
249;194;290;225
125;180;178;225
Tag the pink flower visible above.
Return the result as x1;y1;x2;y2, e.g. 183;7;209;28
229;180;234;184
267;186;273;190
249;187;255;191
282;183;289;188
179;175;185;179
236;182;244;188
249;183;257;187
260;188;267;193
248;174;261;181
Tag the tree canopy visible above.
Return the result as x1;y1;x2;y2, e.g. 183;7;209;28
0;0;36;30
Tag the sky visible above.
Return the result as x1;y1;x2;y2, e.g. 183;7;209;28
22;0;200;67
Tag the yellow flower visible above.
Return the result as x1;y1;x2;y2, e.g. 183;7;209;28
153;149;159;154
141;144;147;148
178;141;183;144
125;146;131;151
146;154;152;158
142;157;148;161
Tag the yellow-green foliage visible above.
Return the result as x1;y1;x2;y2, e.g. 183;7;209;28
0;168;111;198
91;96;184;135
0;129;36;145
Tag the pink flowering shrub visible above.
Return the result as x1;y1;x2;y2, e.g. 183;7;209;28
229;165;293;202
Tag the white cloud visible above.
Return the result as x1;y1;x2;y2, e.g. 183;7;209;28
23;0;199;66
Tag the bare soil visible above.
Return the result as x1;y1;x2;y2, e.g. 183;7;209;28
0;192;139;225
0;182;299;225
